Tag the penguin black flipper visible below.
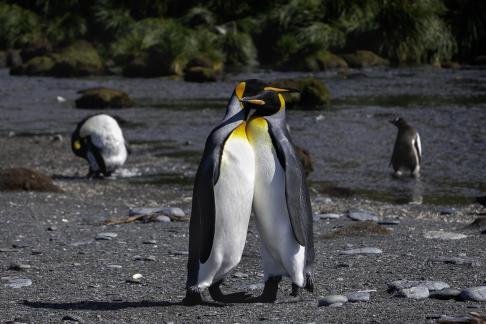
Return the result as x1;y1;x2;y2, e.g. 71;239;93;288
267;120;315;266
86;136;108;176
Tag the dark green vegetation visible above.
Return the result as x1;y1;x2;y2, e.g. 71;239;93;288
0;0;485;78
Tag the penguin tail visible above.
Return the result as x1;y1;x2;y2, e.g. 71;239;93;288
304;272;314;293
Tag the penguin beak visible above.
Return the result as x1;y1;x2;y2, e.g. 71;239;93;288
240;98;266;105
264;86;300;93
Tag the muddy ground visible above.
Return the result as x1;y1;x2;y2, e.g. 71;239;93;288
1;136;486;324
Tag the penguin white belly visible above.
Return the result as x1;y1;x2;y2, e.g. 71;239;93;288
197;126;254;289
247;118;306;287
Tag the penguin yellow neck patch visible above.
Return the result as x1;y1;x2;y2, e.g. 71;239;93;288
278;94;285;111
235;82;246;99
229;122;247;140
73;140;81;150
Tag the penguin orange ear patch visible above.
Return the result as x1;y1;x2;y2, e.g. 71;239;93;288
74;140;81;150
236;82;246;99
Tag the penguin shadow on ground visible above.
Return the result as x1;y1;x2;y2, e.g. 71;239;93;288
22;299;181;310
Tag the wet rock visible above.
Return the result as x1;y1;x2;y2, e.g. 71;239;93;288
458;286;486;302
0;168;62;192
75;87;133;109
95;232;118;241
318;295;348;307
50;41;104;77
61;314;84;323
342;50;388;68
429;288;461;300
346;291;370;302
296;146;313;176
341;247;382;256
348;211;379;222
2;277;32;289
8;263;31;271
424;231;467;240
272;78;331;109
429;256;481;267
396;286;429;299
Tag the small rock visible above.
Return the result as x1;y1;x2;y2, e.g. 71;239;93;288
129;207;164;216
424;231;467;240
341;247;382;256
62;314;84;323
440;208;456;215
51;134;63;142
388;280;448;292
47;226;58;231
2;277;32;289
422;281;450;292
170;251;188;256
8;263;31;271
347;211;378;222
132;273;143;280
315;196;333;204
31;250;42;255
346;291;370;302
232;272;248;278
153;215;171;223
318;295;348;307
429;288;461;300
133;255;156;262
396;286;429;299
316;213;341;220
248;283;264;290
429;256;481;267
95;232;118;241
378;220;400;226
142;239;157;245
458;286;486;302
106;264;122;269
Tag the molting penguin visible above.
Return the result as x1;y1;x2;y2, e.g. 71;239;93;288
183;79;271;306
71;114;129;178
389;117;422;177
243;90;315;303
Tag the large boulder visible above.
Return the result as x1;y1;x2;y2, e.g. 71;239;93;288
0;168;62;192
295;51;348;71
183;54;223;82
75;87;133;109
342;50;388;68
20;41;52;62
50;41;104;77
11;55;55;76
273;77;331;109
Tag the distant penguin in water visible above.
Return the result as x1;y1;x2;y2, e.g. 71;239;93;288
242;89;315;303
71;114;129;178
389;117;422;177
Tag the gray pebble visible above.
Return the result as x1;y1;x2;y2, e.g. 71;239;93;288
315;197;333;204
316;213;341;220
378;220;400;226
346;291;370;302
31;250;42;255
95;232;118;241
2;277;32;289
8;263;31;271
154;215;171;223
388;280;449;292
440;208;456;215
232;272;248;278
458;286;486;302
161;207;185;217
133;255;156;261
422;280;450;292
423;231;467;240
341;247;382;256
396;286;429;299
126;278;142;284
429;256;481;267
318;295;348;306
142;239;157;245
106;264;122;269
47;226;58;231
429;288;461;300
62;314;84;323
129;207;163;216
348;211;378;222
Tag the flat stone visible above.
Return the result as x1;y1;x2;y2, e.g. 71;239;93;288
106;264;122;269
95;232;118;241
429;256;481;267
248;283;264;290
341;247;382;256
318;295;348;306
429;288;462;300
70;240;93;246
440;208;456;215
2;277;32;289
129;207;163;216
153;215;171;223
170;251;188;256
458;286;486;302
424;231;467;240
348;211;378;222
388;280;448;292
133;255;156;261
232;272;248;278
346;291;370;302
422;281;450;292
8;263;31;271
62;314;84;323
142;240;157;245
316;213;341;220
161;207;185;218
378;220;400;226
396;286;429;299
47;226;57;231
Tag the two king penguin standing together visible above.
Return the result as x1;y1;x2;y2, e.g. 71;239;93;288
183;79;315;305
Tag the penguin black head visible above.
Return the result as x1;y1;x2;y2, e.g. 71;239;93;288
389;117;408;128
240;90;288;116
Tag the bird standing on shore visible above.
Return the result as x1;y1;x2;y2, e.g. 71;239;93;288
389;117;422;177
242;89;315;303
71;114;129;178
183;79;270;305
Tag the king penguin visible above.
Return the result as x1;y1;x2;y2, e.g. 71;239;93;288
242;89;315;303
183;79;273;305
389;117;422;177
71;114;130;178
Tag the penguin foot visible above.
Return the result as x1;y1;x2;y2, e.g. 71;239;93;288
246;276;281;303
208;281;252;303
182;290;228;307
290;283;300;297
304;273;314;293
